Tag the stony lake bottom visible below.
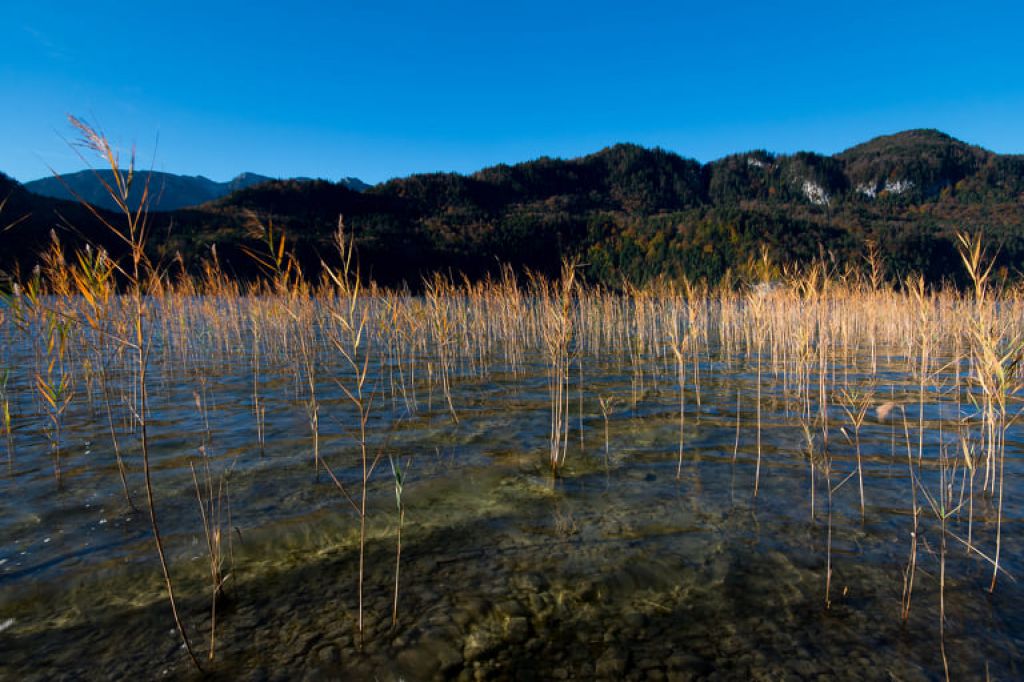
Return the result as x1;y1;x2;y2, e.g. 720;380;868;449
0;286;1022;681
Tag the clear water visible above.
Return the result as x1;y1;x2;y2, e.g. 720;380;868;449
0;310;1021;680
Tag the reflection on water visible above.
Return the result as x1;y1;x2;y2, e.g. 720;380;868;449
0;309;1022;680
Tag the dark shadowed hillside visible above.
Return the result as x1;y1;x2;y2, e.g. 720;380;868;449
4;130;1024;288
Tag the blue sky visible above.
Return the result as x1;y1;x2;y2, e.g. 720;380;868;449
2;1;1022;184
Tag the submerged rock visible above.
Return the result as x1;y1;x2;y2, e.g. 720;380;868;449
316;644;340;663
463;628;501;662
595;648;628;677
504;616;530;643
396;639;464;678
495;599;528;618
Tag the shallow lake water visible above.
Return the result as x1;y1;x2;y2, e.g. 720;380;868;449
1;301;1022;681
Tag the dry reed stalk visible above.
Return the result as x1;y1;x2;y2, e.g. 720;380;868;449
71;244;135;507
322;220;378;639
598;395;615;469
250;314;266;455
424;274;459;423
956;231;1022;593
539;260;577;473
747;290;766;496
900;405;919;621
667;303;688;480
189;445;235;661
65;116;201;670
0;369;12;468
839;386;872;520
387;452;409;627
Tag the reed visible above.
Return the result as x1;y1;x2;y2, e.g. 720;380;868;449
956;231;1022;592
540;260;578;473
387;451;409;628
189;444;235;661
0;368;12;467
899;402;919;622
667;303;688;480
746;289;766;497
71;243;135;508
64;116;202;670
598;394;615;469
838;386;872;519
424;274;460;424
35;295;74;485
322;221;378;639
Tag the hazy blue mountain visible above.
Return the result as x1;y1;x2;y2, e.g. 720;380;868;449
338;176;371;192
23;170;272;212
23;170;371;212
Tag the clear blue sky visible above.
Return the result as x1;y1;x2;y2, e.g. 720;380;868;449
3;1;1022;184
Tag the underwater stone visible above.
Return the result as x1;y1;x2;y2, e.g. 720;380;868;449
463;628;500;661
453;609;476;627
504;616;529;643
396;647;442;677
595;649;627;677
293;632;321;657
495;600;527;618
435;640;464;674
623;610;647;629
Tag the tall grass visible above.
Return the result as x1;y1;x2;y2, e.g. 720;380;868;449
60;117;202;670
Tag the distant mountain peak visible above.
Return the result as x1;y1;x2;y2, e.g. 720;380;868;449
338;177;371;192
23;170;369;211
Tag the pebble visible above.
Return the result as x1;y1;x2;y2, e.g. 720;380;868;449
397;647;439;676
515;573;546;593
435;640;464;673
463;629;499;661
504;616;529;643
496;599;527;618
623;610;647;630
595;649;627;677
453;609;476;627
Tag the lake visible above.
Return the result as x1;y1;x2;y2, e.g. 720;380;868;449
0;285;1021;680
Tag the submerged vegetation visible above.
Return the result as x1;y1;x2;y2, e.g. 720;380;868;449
1;122;1023;679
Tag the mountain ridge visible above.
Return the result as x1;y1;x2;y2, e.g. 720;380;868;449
3;129;1023;288
22;170;370;212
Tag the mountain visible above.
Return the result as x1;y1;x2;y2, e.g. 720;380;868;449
1;171;154;275
4;130;1024;288
21;171;371;212
836;129;991;201
22;170;274;212
338;176;371;192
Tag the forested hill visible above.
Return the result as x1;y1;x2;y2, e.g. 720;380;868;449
3;129;1024;287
